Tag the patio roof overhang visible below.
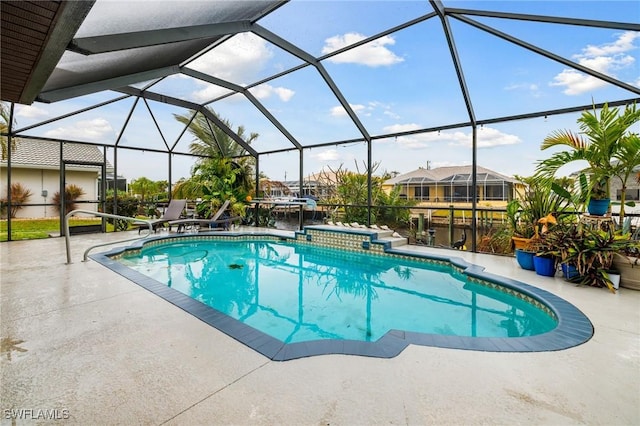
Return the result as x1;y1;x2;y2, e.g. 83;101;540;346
0;0;95;105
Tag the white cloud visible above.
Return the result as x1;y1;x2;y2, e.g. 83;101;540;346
188;33;273;79
458;127;521;148
44;118;114;142
504;83;541;97
550;70;607;95
186;33;294;102
380;125;521;150
15;105;49;119
250;84;295;102
322;32;404;67
383;123;421;133
383;110;401;120
330;103;366;117
311;149;340;161
550;31;639;95
191;85;234;103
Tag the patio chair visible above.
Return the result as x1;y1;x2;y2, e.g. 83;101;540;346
170;199;232;233
134;199;187;234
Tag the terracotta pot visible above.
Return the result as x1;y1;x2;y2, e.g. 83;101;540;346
612;254;640;290
512;236;532;251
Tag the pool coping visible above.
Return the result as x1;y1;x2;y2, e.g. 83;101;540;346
90;230;594;361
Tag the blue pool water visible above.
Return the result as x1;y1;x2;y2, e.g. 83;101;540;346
118;239;556;344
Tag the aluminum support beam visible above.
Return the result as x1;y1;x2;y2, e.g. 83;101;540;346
445;8;640;31
68;21;252;55
453;14;640;96
38;66;181;103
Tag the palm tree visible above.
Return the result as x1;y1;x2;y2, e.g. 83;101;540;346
611;133;640;222
174;107;258;194
535;103;640;213
174;107;258;159
0;102;17;160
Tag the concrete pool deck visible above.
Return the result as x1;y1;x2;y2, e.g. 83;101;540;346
1;229;639;425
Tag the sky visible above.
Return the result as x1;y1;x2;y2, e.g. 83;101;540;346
10;0;640;184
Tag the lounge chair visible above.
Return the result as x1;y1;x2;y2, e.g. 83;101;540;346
170;199;235;233
134;199;187;234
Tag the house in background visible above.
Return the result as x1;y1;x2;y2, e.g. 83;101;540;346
262;169;338;200
383;165;519;207
0;138;107;218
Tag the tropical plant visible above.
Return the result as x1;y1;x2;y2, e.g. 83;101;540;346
102;190;140;231
540;222;634;293
535;102;640;212
320;162;416;227
174;108;257;189
0;182;33;218
0;102;18;160
611;133;640;222
506;175;571;241
173;157;249;219
52;184;86;216
129;177;165;202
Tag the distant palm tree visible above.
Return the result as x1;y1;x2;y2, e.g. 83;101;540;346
0;102;18;160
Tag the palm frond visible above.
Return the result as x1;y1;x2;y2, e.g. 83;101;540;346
541;130;586;150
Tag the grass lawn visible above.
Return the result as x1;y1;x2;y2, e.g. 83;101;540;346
0;218;118;241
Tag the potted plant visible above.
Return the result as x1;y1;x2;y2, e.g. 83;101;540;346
611;231;640;290
527;220;561;277
507;175;569;251
556;225;633;293
535;102;640;217
540;221;582;281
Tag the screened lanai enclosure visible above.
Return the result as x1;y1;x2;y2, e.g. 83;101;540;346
1;0;639;248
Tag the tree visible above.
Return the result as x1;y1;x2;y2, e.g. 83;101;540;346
172;157;249;218
174;108;258;195
611;133;640;222
129;177;161;202
0;102;18;160
321;161;415;226
535;103;640;217
175;108;258;159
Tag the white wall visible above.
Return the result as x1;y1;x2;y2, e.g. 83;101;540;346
0;167;99;218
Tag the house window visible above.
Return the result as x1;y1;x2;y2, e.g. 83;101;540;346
617;189;640;201
484;185;506;200
444;185;471;202
414;186;429;200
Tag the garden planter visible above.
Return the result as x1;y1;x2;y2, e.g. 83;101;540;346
512;236;532;251
533;255;556;277
612;254;640;290
606;270;621;290
515;249;535;270
587;198;610;216
561;263;580;280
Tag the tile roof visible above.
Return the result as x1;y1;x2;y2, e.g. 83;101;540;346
384;165;517;185
0;138;105;169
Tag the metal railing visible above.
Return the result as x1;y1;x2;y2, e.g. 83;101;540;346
64;209;153;264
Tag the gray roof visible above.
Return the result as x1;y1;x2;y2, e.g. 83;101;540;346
385;165;518;185
1;138;105;169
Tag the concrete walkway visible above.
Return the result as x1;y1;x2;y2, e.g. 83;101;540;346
1;230;639;425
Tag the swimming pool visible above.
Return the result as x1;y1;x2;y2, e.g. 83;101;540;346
93;228;593;360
